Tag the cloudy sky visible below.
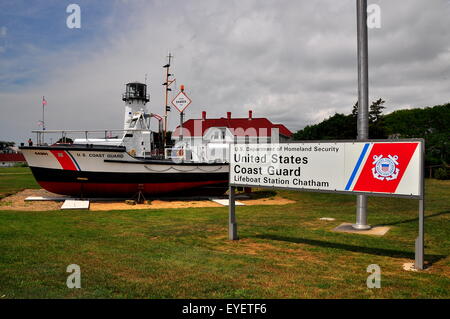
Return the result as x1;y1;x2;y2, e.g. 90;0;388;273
1;0;449;144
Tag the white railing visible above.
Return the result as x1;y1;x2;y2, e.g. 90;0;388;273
30;129;152;146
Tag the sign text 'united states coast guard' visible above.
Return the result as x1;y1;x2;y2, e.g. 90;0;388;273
230;141;423;198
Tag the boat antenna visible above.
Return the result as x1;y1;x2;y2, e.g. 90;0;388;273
162;52;175;149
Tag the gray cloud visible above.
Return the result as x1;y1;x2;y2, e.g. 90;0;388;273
1;0;449;144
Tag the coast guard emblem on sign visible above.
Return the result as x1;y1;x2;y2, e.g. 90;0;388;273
372;154;399;181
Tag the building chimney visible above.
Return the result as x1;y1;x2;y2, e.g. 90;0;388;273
248;110;253;120
227;112;231;120
202;111;206;120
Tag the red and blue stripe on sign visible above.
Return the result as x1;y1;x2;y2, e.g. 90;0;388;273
352;142;418;194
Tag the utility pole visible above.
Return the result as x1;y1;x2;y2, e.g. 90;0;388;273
162;52;175;150
353;0;371;230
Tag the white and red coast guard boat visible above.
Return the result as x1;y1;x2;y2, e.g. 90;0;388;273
19;80;229;197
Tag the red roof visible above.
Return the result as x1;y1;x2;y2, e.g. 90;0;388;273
0;153;26;162
173;112;292;138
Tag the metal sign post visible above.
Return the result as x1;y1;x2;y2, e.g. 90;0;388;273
228;186;238;240
172;85;192;142
180;111;184;141
415;142;425;270
415;199;425;270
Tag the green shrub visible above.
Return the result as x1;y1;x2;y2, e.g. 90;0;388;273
14;162;28;167
435;168;449;180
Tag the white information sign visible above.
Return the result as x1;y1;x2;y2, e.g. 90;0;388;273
172;91;192;113
230;141;423;198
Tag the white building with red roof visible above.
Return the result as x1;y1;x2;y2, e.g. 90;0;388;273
0;152;26;167
172;110;292;162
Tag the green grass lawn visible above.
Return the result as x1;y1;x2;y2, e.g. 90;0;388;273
0;167;449;298
0;167;39;199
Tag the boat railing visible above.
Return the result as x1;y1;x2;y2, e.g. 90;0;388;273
30;129;153;146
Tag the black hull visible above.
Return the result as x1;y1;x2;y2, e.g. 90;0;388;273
30;167;229;197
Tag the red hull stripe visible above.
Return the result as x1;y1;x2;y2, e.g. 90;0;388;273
353;142;418;193
50;150;78;171
65;151;81;171
38;180;228;196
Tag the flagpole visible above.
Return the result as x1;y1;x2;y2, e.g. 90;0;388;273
42;97;44;129
42;96;46;145
353;0;371;230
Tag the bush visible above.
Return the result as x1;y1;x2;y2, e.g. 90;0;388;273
13;162;28;167
435;168;449;180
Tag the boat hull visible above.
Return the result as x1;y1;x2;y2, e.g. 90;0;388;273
30;167;228;197
20;146;229;197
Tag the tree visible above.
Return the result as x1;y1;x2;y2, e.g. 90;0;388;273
349;98;387;138
293;113;356;140
0;141;15;151
351;98;386;123
295;98;387;140
293;102;450;167
369;98;386;123
369;98;387;138
351;101;358;118
384;103;450;166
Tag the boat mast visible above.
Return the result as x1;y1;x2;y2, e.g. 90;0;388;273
162;52;175;148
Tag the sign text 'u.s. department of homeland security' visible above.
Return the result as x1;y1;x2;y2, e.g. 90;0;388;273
230;141;423;198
